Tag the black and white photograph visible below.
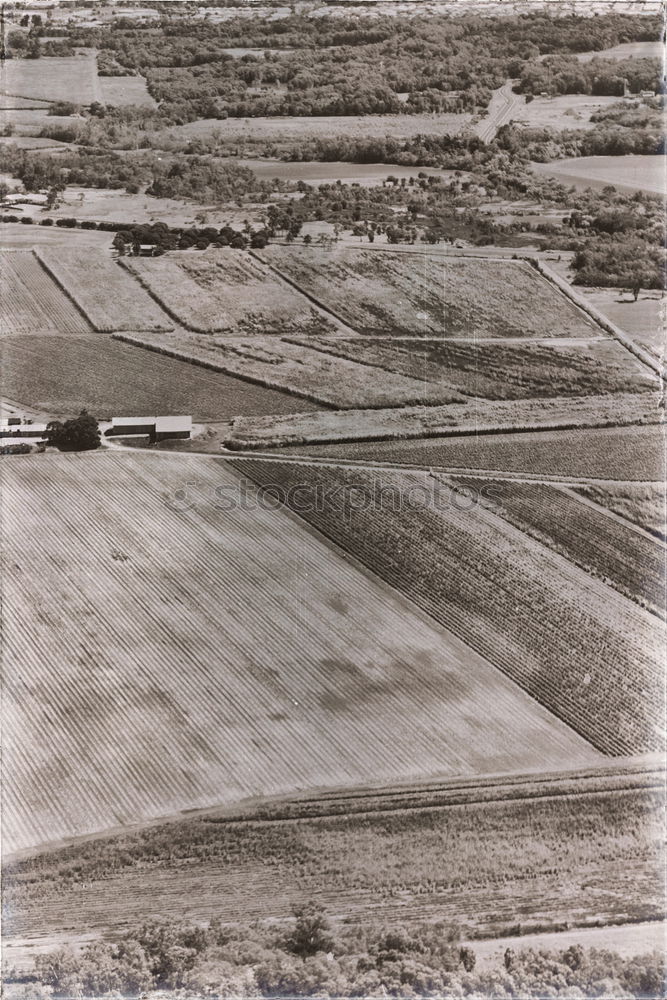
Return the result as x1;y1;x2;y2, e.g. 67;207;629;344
0;0;665;995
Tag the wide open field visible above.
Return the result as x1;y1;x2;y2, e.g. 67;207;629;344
531;155;666;196
0;336;322;420
0;53;100;105
277;424;666;482
97;73;157;109
257;247;604;338
1;451;600;853
4;767;663;942
163;111;472;146
235;459;665;757
514;94;627;131
123;250;341;336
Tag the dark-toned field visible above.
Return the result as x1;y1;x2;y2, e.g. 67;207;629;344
0;336;322;420
233;459;665;756
277;425;666;482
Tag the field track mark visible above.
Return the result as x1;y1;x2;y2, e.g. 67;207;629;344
105;439;662;488
250;249;363;337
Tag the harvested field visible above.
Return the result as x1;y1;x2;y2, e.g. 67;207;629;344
0;252;91;336
0;336;321;420
0;53;100;105
0;224;112;252
164;111;472;146
576;287;665;361
123;250;339;335
257;247;604;338
449;477;666;617
573;483;666;541
514;94;626;131
531;155;665;196
97;74;157;108
235;459;665;756
5;770;662;941
298;337;656;399
226;392;659;449
35;249;174;333
120;332;464;409
1;452;599;853
278;425;666;482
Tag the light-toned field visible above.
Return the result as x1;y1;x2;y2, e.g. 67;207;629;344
119;332;464;408
278;425;665;483
514;94;627;131
0;109;81;135
0;53;100;105
41;186;264;228
123;250;340;335
235;158;453;186
0;135;73;151
0;451;601;853
0;252;92;336
576;40;664;61
531;154;666;195
97;74;157;109
164;111;472;145
0;224;112;251
257;247;604;338
574;482;665;540
226;391;658;449
35;249;174;333
298;337;656;399
576;286;665;360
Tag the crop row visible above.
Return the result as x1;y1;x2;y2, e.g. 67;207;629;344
234;460;665;756
35;249;174;333
1;252;91;336
2;453;596;852
450;477;666;618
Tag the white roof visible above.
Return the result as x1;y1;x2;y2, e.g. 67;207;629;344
155;416;192;432
111;415;156;427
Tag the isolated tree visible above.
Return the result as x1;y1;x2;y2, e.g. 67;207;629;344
46;410;100;452
284;903;334;958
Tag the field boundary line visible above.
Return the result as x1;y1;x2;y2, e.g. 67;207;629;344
249;249;363;336
29;250;95;330
534;258;664;378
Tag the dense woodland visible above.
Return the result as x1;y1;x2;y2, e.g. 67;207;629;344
5;10;663;120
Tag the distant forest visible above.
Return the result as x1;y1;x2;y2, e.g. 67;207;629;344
5;10;663;120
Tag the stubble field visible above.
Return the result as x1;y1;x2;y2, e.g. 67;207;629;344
2;451;600;855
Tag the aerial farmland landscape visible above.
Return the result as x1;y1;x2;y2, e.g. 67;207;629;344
0;0;665;997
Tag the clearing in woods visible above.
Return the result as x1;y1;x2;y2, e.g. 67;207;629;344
1;451;600;854
255;247;604;338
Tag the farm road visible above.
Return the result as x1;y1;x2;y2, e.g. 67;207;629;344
475;80;525;142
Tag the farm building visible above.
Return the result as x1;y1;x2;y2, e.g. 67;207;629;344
106;415;192;442
0;419;48;439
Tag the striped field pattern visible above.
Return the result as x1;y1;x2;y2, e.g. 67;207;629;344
1;252;92;336
1;451;600;853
